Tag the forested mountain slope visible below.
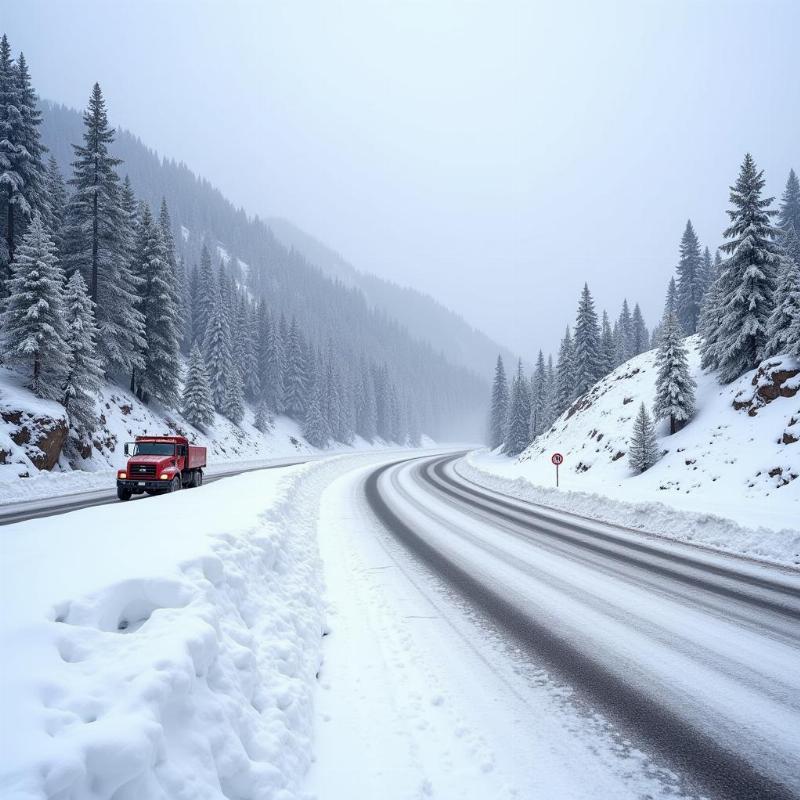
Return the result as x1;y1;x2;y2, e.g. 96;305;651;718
266;216;516;376
39;101;487;440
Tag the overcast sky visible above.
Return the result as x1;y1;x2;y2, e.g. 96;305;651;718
6;0;799;358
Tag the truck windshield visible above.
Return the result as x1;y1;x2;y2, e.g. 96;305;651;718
132;442;176;456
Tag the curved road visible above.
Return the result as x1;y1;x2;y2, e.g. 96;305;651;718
365;453;800;800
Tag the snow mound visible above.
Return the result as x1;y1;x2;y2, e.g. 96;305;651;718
469;338;799;552
0;457;357;799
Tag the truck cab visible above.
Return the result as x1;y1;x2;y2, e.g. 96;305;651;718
116;435;207;501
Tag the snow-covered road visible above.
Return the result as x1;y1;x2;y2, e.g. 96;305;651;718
310;454;800;799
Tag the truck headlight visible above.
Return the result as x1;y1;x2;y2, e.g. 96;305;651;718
118;471;127;479
160;473;169;480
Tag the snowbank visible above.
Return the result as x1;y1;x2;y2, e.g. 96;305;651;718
0;458;350;799
460;454;800;567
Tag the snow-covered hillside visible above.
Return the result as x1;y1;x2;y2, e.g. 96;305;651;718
467;338;799;562
0;366;400;504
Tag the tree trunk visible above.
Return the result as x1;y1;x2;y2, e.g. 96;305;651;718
7;196;14;264
670;416;676;435
91;188;99;303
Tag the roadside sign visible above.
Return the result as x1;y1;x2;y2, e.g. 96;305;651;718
551;452;564;486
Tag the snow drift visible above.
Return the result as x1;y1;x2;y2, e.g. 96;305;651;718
0;458;351;800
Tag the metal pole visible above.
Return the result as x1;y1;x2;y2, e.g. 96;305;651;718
556;464;559;488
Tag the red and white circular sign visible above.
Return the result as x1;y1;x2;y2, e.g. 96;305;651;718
551;452;564;466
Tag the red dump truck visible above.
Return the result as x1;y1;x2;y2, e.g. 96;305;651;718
116;435;207;501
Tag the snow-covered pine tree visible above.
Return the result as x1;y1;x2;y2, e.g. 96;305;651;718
239;299;261;402
554;326;575;416
701;246;714;302
284;318;308;417
62;84;144;376
573;284;602;395
62;271;103;442
529;350;548;440
544;354;556;429
134;204;181;406
181;343;215;429
303;364;329;448
764;251;800;359
0;36;23;285
712;154;781;383
676;220;704;334
254;399;272;433
357;359;378;441
264;308;286;412
783;224;800;268
599;310;615;377
0;213;70;398
194;244;215;347
324;353;343;442
504;360;531;456
616;299;634;364
778;169;800;235
221;359;245;425
653;312;696;434
158;198;186;351
488;354;509;449
630;303;649;355
203;285;232;410
43;156;67;249
629;402;659;473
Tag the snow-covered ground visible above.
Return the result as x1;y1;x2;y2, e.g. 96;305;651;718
0;453;411;800
468;340;799;566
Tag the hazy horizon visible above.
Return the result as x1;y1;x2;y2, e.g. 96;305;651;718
7;0;799;359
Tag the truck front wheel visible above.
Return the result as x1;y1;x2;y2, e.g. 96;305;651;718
194;469;203;488
169;476;181;493
117;487;132;502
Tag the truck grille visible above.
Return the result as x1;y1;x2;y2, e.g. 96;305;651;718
130;464;157;477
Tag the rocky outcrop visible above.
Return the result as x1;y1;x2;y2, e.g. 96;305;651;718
2;408;69;471
733;357;799;417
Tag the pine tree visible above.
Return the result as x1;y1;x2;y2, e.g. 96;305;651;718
504;360;531;456
701;246;714;301
555;326;575;416
529;350;548;440
203;286;232;410
599;310;615;377
284;318;308;417
43;156;67;249
676;220;704;334
764;254;800;359
488;354;509;449
778;169;800;235
239;300;261;402
653;313;696;434
158;198;185;351
0;35;23;284
0;214;70;398
62;84;144;375
181;343;215;429
222;359;245;425
629;402;658;473
616;299;634;364
194;243;215;347
134;205;181;406
630;303;649;355
303;367;329;448
711;154;781;383
573;284;602;395
254;399;272;433
356;360;378;440
544;354;556;429
62;271;104;440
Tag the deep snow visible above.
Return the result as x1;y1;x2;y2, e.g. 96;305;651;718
468;340;799;566
0;455;389;799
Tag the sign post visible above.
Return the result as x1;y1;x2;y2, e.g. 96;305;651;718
551;452;564;487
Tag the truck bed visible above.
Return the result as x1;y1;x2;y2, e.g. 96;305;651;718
186;445;207;470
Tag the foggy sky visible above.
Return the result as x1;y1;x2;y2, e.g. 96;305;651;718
7;0;799;360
